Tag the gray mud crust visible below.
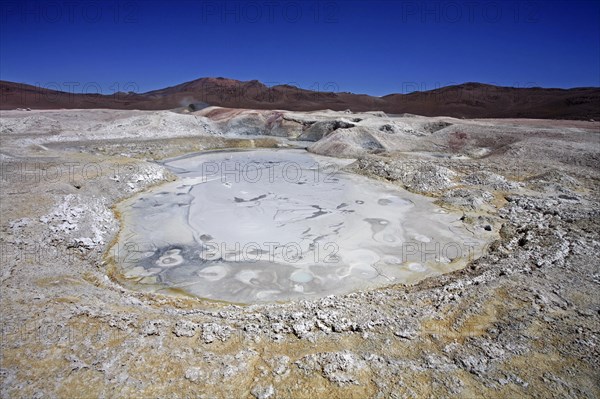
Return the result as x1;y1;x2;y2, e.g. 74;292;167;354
1;109;599;398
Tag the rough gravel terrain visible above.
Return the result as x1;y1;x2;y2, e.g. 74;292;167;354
1;108;599;398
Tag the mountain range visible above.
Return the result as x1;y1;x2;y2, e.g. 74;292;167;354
1;77;598;120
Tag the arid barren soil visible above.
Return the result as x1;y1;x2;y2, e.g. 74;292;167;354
1;107;599;398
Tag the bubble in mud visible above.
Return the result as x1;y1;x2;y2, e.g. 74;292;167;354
383;255;402;265
197;265;228;281
408;262;425;272
383;234;397;242
378;196;413;207
413;234;431;242
256;290;281;300
336;266;351;277
235;269;260;285
348;248;380;266
199;234;213;242
351;263;379;278
156;248;184;267
290;270;314;283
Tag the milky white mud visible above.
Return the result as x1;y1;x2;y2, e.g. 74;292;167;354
112;149;491;303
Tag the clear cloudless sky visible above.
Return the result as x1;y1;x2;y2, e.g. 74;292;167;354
1;0;599;95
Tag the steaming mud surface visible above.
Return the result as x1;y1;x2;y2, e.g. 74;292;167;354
113;149;491;303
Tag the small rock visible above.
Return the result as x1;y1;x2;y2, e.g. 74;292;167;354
200;323;233;343
292;320;313;338
141;320;163;336
269;355;290;376
250;384;275;399
395;329;418;340
173;319;199;337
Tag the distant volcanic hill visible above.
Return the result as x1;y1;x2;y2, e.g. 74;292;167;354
1;77;598;120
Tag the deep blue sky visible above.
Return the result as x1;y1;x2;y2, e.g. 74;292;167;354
1;0;599;96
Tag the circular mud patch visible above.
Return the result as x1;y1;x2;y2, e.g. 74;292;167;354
110;149;491;303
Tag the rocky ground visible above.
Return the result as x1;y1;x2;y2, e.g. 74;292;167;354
1;108;599;398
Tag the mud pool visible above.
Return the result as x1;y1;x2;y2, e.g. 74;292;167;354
111;149;490;303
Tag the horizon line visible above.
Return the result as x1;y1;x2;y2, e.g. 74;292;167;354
2;77;599;98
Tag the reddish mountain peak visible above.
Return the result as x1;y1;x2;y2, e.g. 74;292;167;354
201;77;243;86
